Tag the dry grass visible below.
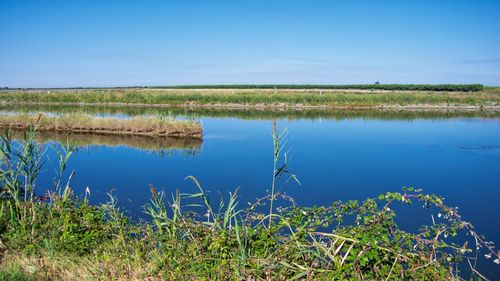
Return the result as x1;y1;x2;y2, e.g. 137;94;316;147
0;113;202;138
0;252;162;281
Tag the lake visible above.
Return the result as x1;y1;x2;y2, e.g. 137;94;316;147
4;107;500;275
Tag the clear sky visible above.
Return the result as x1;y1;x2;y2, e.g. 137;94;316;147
1;0;499;87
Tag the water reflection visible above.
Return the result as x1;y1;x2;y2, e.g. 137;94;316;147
9;130;202;156
1;104;498;121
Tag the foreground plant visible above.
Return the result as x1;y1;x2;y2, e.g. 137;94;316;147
0;128;498;280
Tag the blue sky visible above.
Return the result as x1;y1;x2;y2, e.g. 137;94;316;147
1;0;499;87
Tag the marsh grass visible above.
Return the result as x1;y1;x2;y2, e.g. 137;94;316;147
2;104;499;123
0;113;202;138
0;128;499;280
0;88;499;108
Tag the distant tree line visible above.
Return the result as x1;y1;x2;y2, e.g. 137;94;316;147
1;84;485;92
148;84;484;92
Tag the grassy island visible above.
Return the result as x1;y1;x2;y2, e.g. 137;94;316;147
0;113;202;138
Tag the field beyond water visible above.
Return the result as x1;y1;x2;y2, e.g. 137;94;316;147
0;86;499;109
148;84;486;91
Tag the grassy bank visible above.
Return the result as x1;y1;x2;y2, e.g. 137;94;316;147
0;128;498;280
2;104;500;122
0;87;499;109
0;113;202;138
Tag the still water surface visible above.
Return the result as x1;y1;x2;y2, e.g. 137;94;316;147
17;109;500;275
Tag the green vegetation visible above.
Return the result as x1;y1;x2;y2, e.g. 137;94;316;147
2;104;499;121
1;84;486;91
149;84;485;92
0;113;202;138
0;87;499;109
0;128;498;280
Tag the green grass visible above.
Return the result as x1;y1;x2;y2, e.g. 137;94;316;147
2;104;499;121
0;87;499;108
0;266;37;281
0;128;499;280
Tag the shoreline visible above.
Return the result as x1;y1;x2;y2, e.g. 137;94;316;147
0;88;498;111
2;101;500;112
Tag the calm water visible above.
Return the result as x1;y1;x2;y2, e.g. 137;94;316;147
9;109;500;276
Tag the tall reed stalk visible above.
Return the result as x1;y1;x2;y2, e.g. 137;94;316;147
268;118;299;227
0;127;45;238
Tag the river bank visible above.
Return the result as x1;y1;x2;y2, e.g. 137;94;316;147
0;88;498;109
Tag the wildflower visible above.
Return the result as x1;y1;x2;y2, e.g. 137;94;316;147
438;213;442;218
484;253;491;259
494;258;500;264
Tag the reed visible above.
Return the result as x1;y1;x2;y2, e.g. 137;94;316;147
0;113;202;138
